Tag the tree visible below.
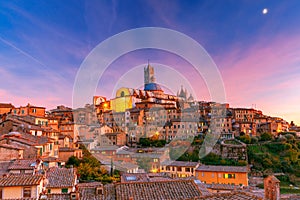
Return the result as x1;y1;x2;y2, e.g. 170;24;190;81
66;156;80;167
238;135;251;144
284;134;295;142
251;136;259;144
260;132;272;141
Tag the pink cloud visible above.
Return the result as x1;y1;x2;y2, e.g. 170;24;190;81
217;32;300;124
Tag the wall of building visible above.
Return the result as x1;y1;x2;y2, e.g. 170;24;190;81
48;187;72;194
2;186;39;199
160;166;196;177
0;147;22;161
195;171;248;186
58;151;74;162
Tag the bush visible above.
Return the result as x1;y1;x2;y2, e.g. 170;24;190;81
260;132;272;141
251;136;259;144
285;134;295;141
237;135;251;144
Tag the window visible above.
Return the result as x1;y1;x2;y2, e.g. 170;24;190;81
0;188;2;199
177;167;182;171
201;172;204;177
96;188;103;195
212;173;215;178
62;188;68;193
120;91;125;97
48;189;51;194
223;173;235;179
23;187;31;198
186;167;190;172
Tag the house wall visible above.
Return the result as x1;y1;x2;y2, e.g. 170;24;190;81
0;147;23;161
195;171;248;186
2;186;39;199
160;166;197;177
48;187;72;194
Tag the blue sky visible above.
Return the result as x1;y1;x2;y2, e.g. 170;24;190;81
0;0;300;124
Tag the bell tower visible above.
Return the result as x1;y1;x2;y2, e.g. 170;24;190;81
144;61;155;85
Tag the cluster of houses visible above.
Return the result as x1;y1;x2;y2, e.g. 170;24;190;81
0;65;299;199
0;101;290;200
0;156;280;199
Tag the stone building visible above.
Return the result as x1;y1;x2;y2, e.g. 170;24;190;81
264;175;280;200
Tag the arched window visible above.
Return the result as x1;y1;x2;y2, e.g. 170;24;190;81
120;91;125;97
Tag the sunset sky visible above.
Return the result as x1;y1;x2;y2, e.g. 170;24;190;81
0;0;300;124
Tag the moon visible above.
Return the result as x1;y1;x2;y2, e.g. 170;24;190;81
262;8;268;15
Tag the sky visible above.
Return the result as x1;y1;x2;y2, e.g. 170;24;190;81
0;0;300;124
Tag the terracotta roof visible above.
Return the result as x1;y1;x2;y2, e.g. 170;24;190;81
195;191;262;200
115;180;202;200
0;103;14;108
161;160;200;167
0;174;43;186
121;173;173;183
2;131;50;146
196;165;248;173
205;183;238;190
0;143;24;150
266;175;280;183
8;159;38;170
46;167;76;188
77;182;103;188
59;147;76;152
78;183;115;200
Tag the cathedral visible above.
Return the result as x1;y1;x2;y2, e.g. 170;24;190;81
94;63;194;113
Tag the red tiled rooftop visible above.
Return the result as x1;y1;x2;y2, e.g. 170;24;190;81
46;167;76;188
161;160;200;167
196;165;248;173
0;174;43;186
0;103;15;108
195;191;262;200
115;180;202;200
8;159;37;170
0;143;24;150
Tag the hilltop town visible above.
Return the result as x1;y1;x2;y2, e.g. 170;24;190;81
0;65;299;200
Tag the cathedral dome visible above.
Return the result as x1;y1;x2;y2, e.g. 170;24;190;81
144;83;163;91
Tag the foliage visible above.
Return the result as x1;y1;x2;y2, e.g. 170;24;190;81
200;153;247;166
280;188;300;194
192;135;204;145
284;134;295;141
260;132;273;141
237;135;251;144
177;147;200;162
250;136;259;144
248;140;300;179
66;156;80;167
139;138;166;147
68;145;117;183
